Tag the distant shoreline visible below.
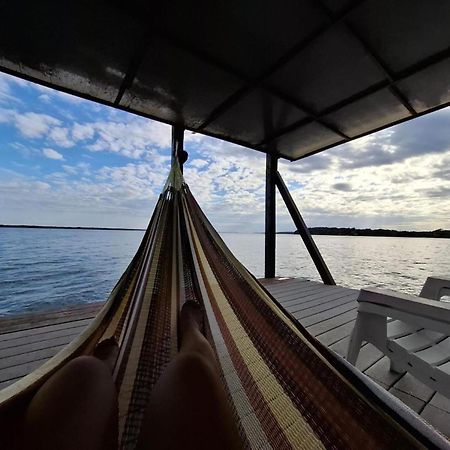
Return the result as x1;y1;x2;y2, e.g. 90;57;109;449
279;227;450;239
1;224;449;238
0;224;145;232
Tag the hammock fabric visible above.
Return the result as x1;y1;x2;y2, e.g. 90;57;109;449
0;163;448;449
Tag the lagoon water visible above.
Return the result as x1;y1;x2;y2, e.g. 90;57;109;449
0;227;449;316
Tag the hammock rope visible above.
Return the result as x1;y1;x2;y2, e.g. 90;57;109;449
0;162;448;449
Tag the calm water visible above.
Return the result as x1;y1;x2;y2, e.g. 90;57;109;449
0;228;449;316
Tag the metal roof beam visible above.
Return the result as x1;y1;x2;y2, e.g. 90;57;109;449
314;0;417;116
195;0;367;131
1;64;280;160
259;47;450;148
292;97;450;162
114;33;154;105
344;23;416;115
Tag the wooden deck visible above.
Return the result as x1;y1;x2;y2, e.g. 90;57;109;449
0;278;449;438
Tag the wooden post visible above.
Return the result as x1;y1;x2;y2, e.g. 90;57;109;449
275;171;336;285
171;125;185;172
265;154;277;278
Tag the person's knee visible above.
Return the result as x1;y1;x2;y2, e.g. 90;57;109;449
57;356;113;390
67;355;110;378
174;352;218;383
23;356;118;450
30;355;116;412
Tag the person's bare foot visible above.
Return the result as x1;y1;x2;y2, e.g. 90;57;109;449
93;336;119;373
180;301;204;339
179;301;219;372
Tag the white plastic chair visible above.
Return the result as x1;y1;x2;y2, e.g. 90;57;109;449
347;276;450;398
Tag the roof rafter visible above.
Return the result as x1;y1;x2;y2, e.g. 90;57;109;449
345;23;416;115
194;0;367;132
114;32;154;105
259;47;450;149
316;0;416;115
292;97;450;162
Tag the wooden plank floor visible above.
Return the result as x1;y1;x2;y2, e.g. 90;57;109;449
265;278;450;439
0;278;449;438
0;303;103;390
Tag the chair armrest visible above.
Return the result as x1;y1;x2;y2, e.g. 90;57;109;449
358;288;450;325
420;276;450;300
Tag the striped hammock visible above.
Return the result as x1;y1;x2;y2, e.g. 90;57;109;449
0;163;448;449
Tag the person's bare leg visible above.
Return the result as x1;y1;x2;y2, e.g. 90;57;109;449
93;336;120;372
20;350;118;450
178;301;218;369
137;301;242;450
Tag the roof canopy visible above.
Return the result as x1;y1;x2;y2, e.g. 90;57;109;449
1;0;450;160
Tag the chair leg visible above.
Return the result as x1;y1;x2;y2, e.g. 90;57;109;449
389;359;406;374
347;316;364;365
347;311;388;365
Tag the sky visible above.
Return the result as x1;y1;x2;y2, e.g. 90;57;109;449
0;71;449;233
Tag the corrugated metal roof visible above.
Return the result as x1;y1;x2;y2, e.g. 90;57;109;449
1;0;450;160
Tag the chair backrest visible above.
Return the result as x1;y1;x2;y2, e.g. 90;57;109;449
420;276;450;300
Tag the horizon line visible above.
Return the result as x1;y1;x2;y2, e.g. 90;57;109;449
1;224;448;234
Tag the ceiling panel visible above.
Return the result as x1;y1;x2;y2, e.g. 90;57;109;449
320;0;357;14
152;0;329;79
348;0;450;73
120;38;243;129
0;0;449;160
271;122;342;159
267;24;386;113
324;89;411;138
0;0;146;102
397;59;450;113
204;89;308;145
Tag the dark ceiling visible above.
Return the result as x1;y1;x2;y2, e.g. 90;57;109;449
1;0;450;160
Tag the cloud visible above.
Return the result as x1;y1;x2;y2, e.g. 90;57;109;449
1;161;168;228
62;165;77;175
72;123;95;141
336;110;450;170
190;159;208;168
332;182;352;191
0;77;19;105
48;126;74;148
97;163;168;196
14;112;61;138
0;72;28;88
29;81;84;104
0;76;10;96
421;186;450;198
86;119;171;158
389;112;450;157
0;108;13;123
0;70;449;232
42;148;64;160
0;72;29;105
2;126;449;232
60;163;91;177
182;140;267;228
279;153;332;173
278;150;450;231
38;94;51;103
1;106;165;158
432;156;450;180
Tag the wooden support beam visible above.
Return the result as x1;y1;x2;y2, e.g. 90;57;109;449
171;126;186;172
265;154;278;278
275;171;335;285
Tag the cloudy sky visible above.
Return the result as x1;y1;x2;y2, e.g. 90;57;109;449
0;72;448;232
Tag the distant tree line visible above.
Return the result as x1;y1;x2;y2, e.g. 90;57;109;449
285;227;450;238
0;224;145;232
